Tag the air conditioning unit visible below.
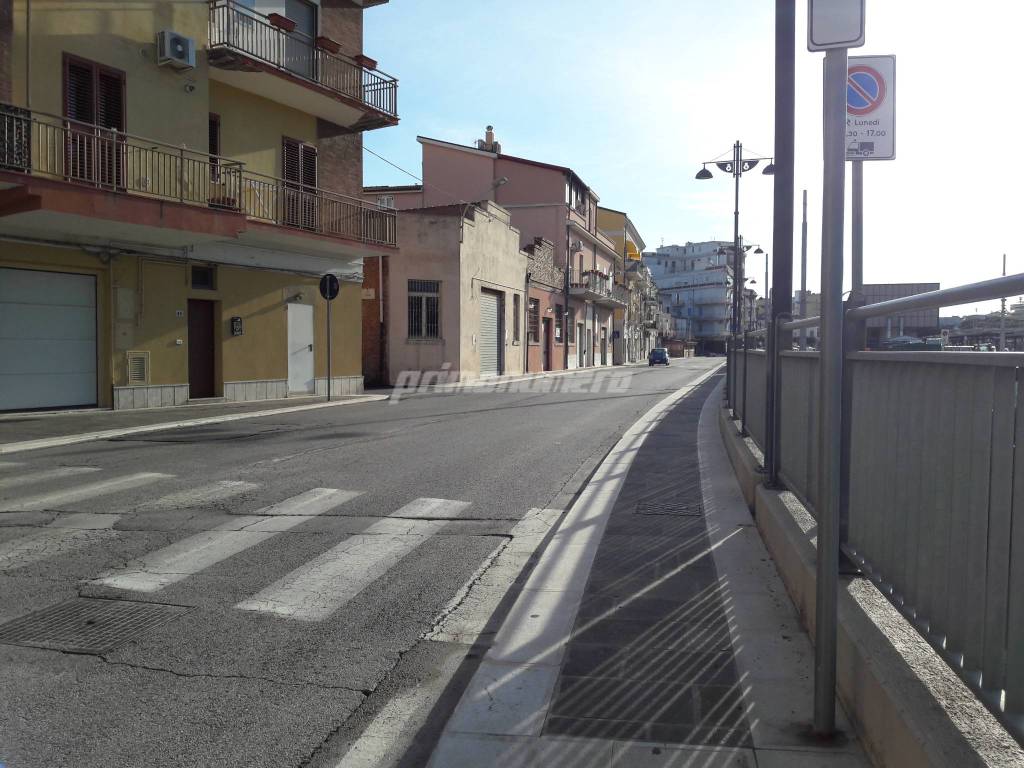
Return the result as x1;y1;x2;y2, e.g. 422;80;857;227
157;30;196;70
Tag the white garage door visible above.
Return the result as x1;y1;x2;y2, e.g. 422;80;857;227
0;268;97;410
479;290;501;377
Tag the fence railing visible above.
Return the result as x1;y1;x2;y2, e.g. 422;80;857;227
0;104;397;247
729;275;1024;744
208;0;398;118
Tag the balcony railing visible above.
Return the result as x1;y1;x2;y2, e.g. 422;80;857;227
0;104;396;247
208;0;397;119
568;270;628;306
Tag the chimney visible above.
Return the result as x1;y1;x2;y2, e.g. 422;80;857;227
476;125;501;153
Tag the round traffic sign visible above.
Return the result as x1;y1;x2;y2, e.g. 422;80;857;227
319;273;340;301
847;65;886;116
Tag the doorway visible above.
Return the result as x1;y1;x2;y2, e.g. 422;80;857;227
288;303;315;394
577;323;585;367
600;327;608;366
541;317;552;371
187;299;216;399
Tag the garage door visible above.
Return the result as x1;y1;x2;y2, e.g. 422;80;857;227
0;268;97;410
479;290;501;377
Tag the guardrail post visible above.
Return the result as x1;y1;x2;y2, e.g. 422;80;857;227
725;336;733;411
741;331;749;436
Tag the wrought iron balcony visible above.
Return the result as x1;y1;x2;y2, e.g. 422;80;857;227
569;269;627;307
0;104;396;247
208;0;398;130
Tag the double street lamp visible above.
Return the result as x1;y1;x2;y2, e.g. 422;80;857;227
696;141;774;337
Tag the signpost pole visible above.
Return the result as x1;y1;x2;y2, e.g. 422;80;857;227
851;160;864;298
800;189;808;350
327;298;332;402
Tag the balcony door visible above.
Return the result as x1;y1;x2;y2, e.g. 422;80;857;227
284;0;317;80
63;55;125;189
282;137;318;231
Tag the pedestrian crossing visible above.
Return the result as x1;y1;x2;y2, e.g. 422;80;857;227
0;462;478;624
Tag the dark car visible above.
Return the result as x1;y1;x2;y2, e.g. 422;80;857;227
648;348;669;366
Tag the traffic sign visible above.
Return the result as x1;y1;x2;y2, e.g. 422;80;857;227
846;55;895;161
319;273;340;301
808;0;865;51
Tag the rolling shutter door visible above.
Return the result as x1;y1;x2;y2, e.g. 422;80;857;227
0;268;97;410
479;290;500;377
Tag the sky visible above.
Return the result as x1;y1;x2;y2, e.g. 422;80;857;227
363;1;1024;316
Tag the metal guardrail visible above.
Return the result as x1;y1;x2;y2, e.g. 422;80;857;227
0;104;397;247
735;272;1024;745
208;0;398;118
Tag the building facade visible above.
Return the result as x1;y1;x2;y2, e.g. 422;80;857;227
365;127;625;372
647;241;737;353
0;0;398;410
596;206;649;364
381;201;526;384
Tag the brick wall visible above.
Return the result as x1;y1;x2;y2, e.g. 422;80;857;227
0;0;12;102
361;254;388;386
320;1;363;58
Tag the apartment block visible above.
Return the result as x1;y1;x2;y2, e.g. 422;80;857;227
0;0;398;410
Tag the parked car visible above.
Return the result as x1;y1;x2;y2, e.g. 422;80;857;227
648;348;670;366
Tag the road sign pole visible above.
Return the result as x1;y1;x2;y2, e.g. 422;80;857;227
815;44;848;739
800;189;808;350
851;159;863;298
327;298;332;402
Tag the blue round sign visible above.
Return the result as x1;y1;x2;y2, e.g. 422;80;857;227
847;66;885;116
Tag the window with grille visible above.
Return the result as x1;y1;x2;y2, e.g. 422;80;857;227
513;294;521;342
555;304;563;342
408;279;440;339
527;299;540;343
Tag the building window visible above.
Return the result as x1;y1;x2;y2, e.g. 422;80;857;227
208;113;221;181
567;307;576;343
282;136;318;230
63;54;125;186
513;294;521;342
376;194;395;210
555;304;563;342
191;265;216;290
527;298;540;342
408;279;440;339
567;175;588;215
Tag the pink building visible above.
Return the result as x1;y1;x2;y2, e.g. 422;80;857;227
365;127;625;371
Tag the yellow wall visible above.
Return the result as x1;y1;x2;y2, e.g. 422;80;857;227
11;1;210;150
210;81;318;179
112;258;360;390
0;242;114;407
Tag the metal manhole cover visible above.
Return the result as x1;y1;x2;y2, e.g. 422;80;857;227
0;598;190;654
634;500;704;516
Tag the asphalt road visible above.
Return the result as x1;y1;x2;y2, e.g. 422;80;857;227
0;359;722;768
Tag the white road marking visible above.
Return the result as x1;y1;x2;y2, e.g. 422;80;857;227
0;512;119;570
0;472;171;512
136;480;259;511
236;498;470;621
92;488;361;593
0;466;101;491
0;461;24;470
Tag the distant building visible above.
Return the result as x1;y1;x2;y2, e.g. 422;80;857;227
647;241;748;353
863;283;940;347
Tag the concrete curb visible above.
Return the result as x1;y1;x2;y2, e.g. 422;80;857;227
718;405;1024;768
0;395;389;456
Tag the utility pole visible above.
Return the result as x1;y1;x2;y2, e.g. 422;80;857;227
800;189;808;349
1000;253;1007;350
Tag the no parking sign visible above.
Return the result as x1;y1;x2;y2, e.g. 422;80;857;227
846;55;895;160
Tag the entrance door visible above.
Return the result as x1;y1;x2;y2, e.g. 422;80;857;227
288;303;314;393
479;289;502;377
577;323;585;367
64;56;125;188
0;268;97;410
541;317;552;371
187;299;216;399
586;328;593;368
600;327;608;365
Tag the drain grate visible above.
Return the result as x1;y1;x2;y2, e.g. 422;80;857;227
634;499;705;516
0;598;190;654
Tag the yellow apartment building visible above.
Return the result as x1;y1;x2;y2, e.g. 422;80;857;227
596;206;651;364
0;0;397;410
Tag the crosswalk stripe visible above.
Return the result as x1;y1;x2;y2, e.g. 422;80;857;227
92;488;361;593
0;466;101;491
0;461;24;471
0;513;118;570
136;480;259;511
235;498;470;622
0;473;171;512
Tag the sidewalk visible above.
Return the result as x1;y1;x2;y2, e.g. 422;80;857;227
428;375;871;767
0;394;386;455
